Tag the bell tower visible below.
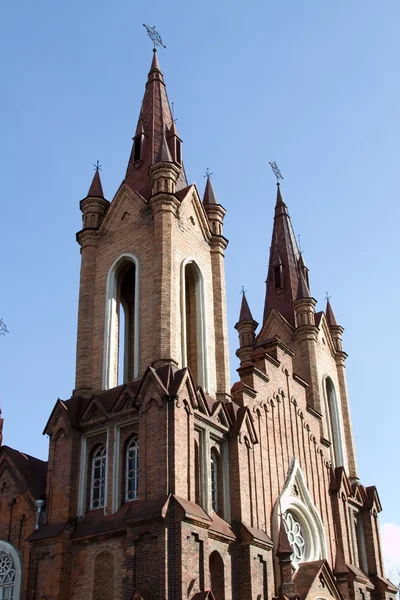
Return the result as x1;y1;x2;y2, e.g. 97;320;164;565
74;50;230;400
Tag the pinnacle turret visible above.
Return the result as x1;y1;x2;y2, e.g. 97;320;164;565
203;176;218;206
326;298;338;328
87;169;104;198
238;292;254;322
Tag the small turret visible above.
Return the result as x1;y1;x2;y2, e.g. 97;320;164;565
326;298;344;352
202;175;226;237
293;270;316;328
79;167;109;232
235;291;258;364
149;128;181;196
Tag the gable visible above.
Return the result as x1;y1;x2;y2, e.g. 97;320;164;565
99;183;148;233
257;307;294;347
178;184;211;242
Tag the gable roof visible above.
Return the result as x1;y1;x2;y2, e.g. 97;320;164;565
1;446;47;500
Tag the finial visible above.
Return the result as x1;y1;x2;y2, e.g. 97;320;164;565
325;292;331;301
143;24;166;50
269;161;284;184
241;286;247;296
204;168;213;179
298;234;303;254
93;160;102;172
171;102;178;124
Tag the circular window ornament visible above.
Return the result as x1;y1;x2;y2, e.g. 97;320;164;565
0;552;15;585
283;511;306;564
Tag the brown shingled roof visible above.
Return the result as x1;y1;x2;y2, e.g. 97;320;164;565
2;446;47;500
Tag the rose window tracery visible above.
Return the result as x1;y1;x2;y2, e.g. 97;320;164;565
283;511;306;564
0;552;15;598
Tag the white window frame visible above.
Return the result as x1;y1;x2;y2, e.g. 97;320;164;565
181;258;209;391
0;542;22;600
125;435;139;502
323;376;347;469
90;445;107;510
103;253;140;390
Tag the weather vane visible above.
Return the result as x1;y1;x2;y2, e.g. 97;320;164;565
269;161;283;183
204;168;213;179
143;24;166;50
93;160;102;172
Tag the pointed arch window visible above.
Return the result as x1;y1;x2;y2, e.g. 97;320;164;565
126;436;139;501
90;445;106;510
273;265;283;289
133;134;143;163
103;254;140;389
181;260;208;390
324;377;345;467
211;450;218;512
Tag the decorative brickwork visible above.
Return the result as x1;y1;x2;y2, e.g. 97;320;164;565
0;50;396;600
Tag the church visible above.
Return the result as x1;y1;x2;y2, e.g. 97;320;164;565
0;46;396;600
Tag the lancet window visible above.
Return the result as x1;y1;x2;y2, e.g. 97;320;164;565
126;436;139;501
181;260;207;390
103;254;139;389
90;445;106;510
324;377;345;467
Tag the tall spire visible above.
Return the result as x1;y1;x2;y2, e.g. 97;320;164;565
125;51;187;198
262;184;303;326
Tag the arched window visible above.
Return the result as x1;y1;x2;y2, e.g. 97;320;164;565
181;260;208;390
209;551;225;600
103;254;139;389
0;542;22;600
126;436;139;501
324;377;345;467
283;511;306;565
90;445;106;510
211;451;218;512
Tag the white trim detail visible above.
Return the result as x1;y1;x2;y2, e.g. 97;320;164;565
77;436;88;518
112;425;120;513
273;459;327;566
0;541;22;600
103;253;140;390
323;376;347;470
180;258;208;391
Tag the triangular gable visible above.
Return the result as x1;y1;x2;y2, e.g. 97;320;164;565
176;184;211;243
80;397;107;423
135;366;170;409
0;447;47;507
195;388;212;416
111;386;137;413
331;466;352;497
256;307;294;349
365;485;382;512
99;182;147;233
294;559;343;600
232;406;257;444
43;398;72;436
191;591;216;600
318;313;337;356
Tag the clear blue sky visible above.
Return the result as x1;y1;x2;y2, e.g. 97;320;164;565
1;0;399;567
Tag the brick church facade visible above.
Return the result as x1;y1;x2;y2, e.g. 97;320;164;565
0;49;396;600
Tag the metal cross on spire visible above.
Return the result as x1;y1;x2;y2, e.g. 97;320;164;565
269;161;284;183
93;160;102;172
325;292;331;301
143;24;167;50
204;168;213;179
241;286;248;296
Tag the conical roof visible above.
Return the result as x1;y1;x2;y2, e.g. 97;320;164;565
296;270;311;300
326;298;339;327
203;176;218;206
155;128;173;163
125;50;187;197
87;169;104;198
238;292;254;322
276;518;293;557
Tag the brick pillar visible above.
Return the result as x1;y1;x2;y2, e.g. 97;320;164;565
75;230;99;393
209;236;231;401
335;353;358;481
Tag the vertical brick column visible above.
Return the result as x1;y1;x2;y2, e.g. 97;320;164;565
75;230;99;393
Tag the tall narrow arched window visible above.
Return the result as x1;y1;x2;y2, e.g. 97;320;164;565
181;259;208;390
0;542;21;600
324;377;345;467
211;451;218;512
90;445;106;510
126;436;139;501
103;254;140;389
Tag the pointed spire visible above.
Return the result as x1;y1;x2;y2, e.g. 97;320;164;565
263;184;301;327
203;176;218;206
296;270;311;300
155;127;173;163
125;51;188;197
276;182;285;206
334;539;349;575
87;169;104;198
326;298;338;328
276;517;293;557
239;291;254;322
150;48;161;72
